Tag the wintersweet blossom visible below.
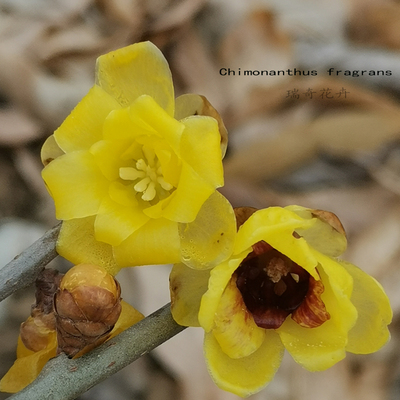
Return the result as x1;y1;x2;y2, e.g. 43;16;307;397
41;41;235;275
170;206;392;397
0;265;144;393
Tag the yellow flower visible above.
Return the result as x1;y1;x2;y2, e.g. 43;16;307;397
0;265;144;393
170;206;392;397
41;41;235;275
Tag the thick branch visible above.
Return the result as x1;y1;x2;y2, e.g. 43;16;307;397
0;224;61;302
9;303;186;400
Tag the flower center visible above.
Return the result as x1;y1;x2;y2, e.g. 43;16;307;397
236;241;321;329
119;145;173;201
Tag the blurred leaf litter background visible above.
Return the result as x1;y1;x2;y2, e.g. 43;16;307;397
1;0;400;399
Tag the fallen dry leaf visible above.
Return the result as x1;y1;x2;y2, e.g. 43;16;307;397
170;24;228;113
224;123;318;182
348;1;400;50
218;10;293;110
148;0;206;33
0;110;42;146
310;110;400;157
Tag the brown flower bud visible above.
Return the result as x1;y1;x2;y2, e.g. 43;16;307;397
54;264;122;358
20;316;55;352
20;268;62;352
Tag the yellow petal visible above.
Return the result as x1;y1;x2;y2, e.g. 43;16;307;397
100;96;183;165
101;96;181;144
94;194;149;246
180;116;224;187
170;263;211;327
126;95;184;153
102;106;148;142
154;141;181;188
90;139;134;181
235;208;319;279
178;191;236;270
175;93;205;120
340;261;392;354
108;181;139;208
96;41;175;115
54;85;120;153
286;205;347;257
113;218;181;267
147;162;214;222
199;254;248;332
41;135;65;166
204;329;284;398
139;194;173;220
175;94;228;158
57;217;120;275
0;333;57;393
109;300;145;337
42;151;109;220
277;258;357;371
212;278;265;359
277;317;347;372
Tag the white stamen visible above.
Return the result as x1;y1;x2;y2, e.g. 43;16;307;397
119;167;145;181
147;167;158;182
290;273;300;283
136;159;147;171
142;181;156;201
119;147;174;201
157;176;173;191
134;177;151;192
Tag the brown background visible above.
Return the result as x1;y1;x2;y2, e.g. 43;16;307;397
1;0;400;399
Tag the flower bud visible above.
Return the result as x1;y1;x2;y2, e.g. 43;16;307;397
20;269;62;352
54;264;122;358
20;317;55;353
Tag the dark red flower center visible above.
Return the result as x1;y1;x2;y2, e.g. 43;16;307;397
235;240;329;329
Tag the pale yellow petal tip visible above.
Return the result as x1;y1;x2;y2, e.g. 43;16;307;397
204;331;284;397
340;260;393;354
41;135;65;166
175;93;228;158
286;205;347;257
95;41;157;75
95;41;174;114
179;191;236;270
57;218;121;276
110;300;145;337
170;263;210;327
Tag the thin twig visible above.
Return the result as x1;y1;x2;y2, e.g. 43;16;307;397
9;303;186;400
0;223;61;302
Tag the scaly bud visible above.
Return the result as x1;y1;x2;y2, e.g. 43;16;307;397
20;269;62;352
54;264;122;358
